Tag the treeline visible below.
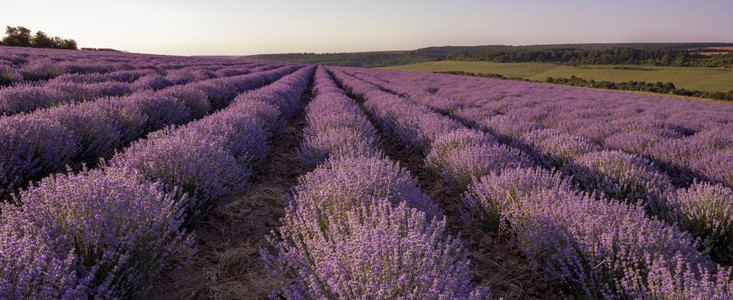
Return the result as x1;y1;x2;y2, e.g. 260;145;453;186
448;47;733;67
242;51;432;67
437;71;733;101
0;26;77;50
544;76;733;100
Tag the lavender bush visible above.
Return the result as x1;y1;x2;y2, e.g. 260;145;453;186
428;142;531;193
299;70;381;167
110;128;248;218
125;91;191;132
263;200;488;299
464;167;732;299
0;85;71;116
0;116;79;200
290;156;439;221
159;84;212;119
663;181;733;264
0;228;87;299
1;167;191;298
41;98;147;160
561;150;674;208
0;65;22;86
181;110;270;166
519;128;602;169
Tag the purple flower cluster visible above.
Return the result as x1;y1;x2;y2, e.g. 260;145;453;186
464;167;732;299
265;199;487;299
425;128;530;192
561;150;674;206
290;156;440;219
1;167;191;298
664;181;733;264
0;64;22;86
0;115;79;200
110;127;248;217
298;67;381;167
20;58;67;81
363;89;463;151
130;74;174;91
518;128;603;169
158;84;211;118
39;97;148;160
0;84;71;116
264;155;488;299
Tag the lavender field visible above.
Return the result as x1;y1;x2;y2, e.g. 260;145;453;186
1;46;732;299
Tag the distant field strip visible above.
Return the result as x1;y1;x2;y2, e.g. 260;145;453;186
384;61;733;93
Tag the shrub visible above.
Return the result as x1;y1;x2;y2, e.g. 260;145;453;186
0;116;79;199
110;129;247;217
561;150;674;208
263;200;488;299
1;168;191;298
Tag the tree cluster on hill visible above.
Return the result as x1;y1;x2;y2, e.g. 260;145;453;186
447;47;733;67
0;26;77;50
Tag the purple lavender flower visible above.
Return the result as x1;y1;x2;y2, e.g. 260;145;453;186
264;200;488;299
426;130;529;192
0;115;79;199
0;84;72;116
110;128;248;218
663;181;733;264
291;156;440;221
519;128;603;169
0;65;22;86
464;167;732;298
40;98;147;160
21;58;67;81
124;91;191;132
159;84;212;119
131;74;174;91
561;150;674;207
1;167;192;298
0;226;88;299
182;110;270;166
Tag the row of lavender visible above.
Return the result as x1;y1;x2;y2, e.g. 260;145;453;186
347;67;733;265
1;49;282;116
0;57;298;201
328;67;732;298
262;67;489;298
0;45;273;86
0;65;313;298
369;69;733;190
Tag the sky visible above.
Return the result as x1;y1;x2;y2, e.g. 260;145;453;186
2;0;732;56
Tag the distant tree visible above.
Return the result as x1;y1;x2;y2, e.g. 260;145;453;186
58;38;77;50
1;26;78;50
31;31;56;48
2;26;32;47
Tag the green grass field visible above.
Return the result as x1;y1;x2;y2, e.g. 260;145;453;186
383;61;733;93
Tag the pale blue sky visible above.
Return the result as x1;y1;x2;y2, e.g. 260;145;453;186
2;0;732;55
